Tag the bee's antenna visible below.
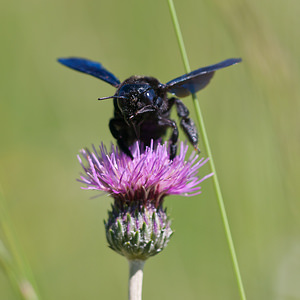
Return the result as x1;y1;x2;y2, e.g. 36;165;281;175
98;95;127;101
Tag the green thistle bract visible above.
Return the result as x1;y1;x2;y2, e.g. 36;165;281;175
105;203;172;260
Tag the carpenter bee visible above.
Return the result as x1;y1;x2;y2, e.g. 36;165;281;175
58;57;241;159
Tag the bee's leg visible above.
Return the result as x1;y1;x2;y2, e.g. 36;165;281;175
170;97;199;151
158;117;178;160
109;118;133;159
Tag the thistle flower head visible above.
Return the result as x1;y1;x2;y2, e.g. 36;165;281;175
78;141;212;206
78;141;213;260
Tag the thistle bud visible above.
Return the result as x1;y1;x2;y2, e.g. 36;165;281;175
105;203;172;260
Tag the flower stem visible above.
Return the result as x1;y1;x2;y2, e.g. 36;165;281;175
167;1;247;300
128;260;145;300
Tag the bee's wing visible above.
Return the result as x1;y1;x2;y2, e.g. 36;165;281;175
57;57;121;87
165;58;242;98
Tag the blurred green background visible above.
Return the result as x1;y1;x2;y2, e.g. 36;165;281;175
1;0;299;299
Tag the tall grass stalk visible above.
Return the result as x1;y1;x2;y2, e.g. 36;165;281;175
167;1;247;299
0;187;40;300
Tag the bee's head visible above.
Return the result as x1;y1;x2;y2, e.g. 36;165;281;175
116;83;163;125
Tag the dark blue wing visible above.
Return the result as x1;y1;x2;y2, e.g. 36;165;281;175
57;57;121;87
166;58;242;97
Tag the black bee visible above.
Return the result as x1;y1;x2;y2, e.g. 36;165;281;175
58;57;241;159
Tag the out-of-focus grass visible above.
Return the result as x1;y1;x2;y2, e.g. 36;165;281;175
0;0;299;299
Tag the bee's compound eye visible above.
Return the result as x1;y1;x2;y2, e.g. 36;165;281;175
143;89;156;104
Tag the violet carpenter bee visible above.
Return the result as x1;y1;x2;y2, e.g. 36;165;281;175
58;57;241;159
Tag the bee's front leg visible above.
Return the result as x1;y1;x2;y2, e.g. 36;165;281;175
158;117;178;160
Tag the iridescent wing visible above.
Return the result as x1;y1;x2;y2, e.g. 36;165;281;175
166;58;242;97
57;57;120;87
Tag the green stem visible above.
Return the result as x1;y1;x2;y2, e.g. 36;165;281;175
128;260;145;300
167;1;247;300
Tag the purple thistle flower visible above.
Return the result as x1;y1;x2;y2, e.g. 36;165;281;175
78;141;212;207
78;141;213;260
